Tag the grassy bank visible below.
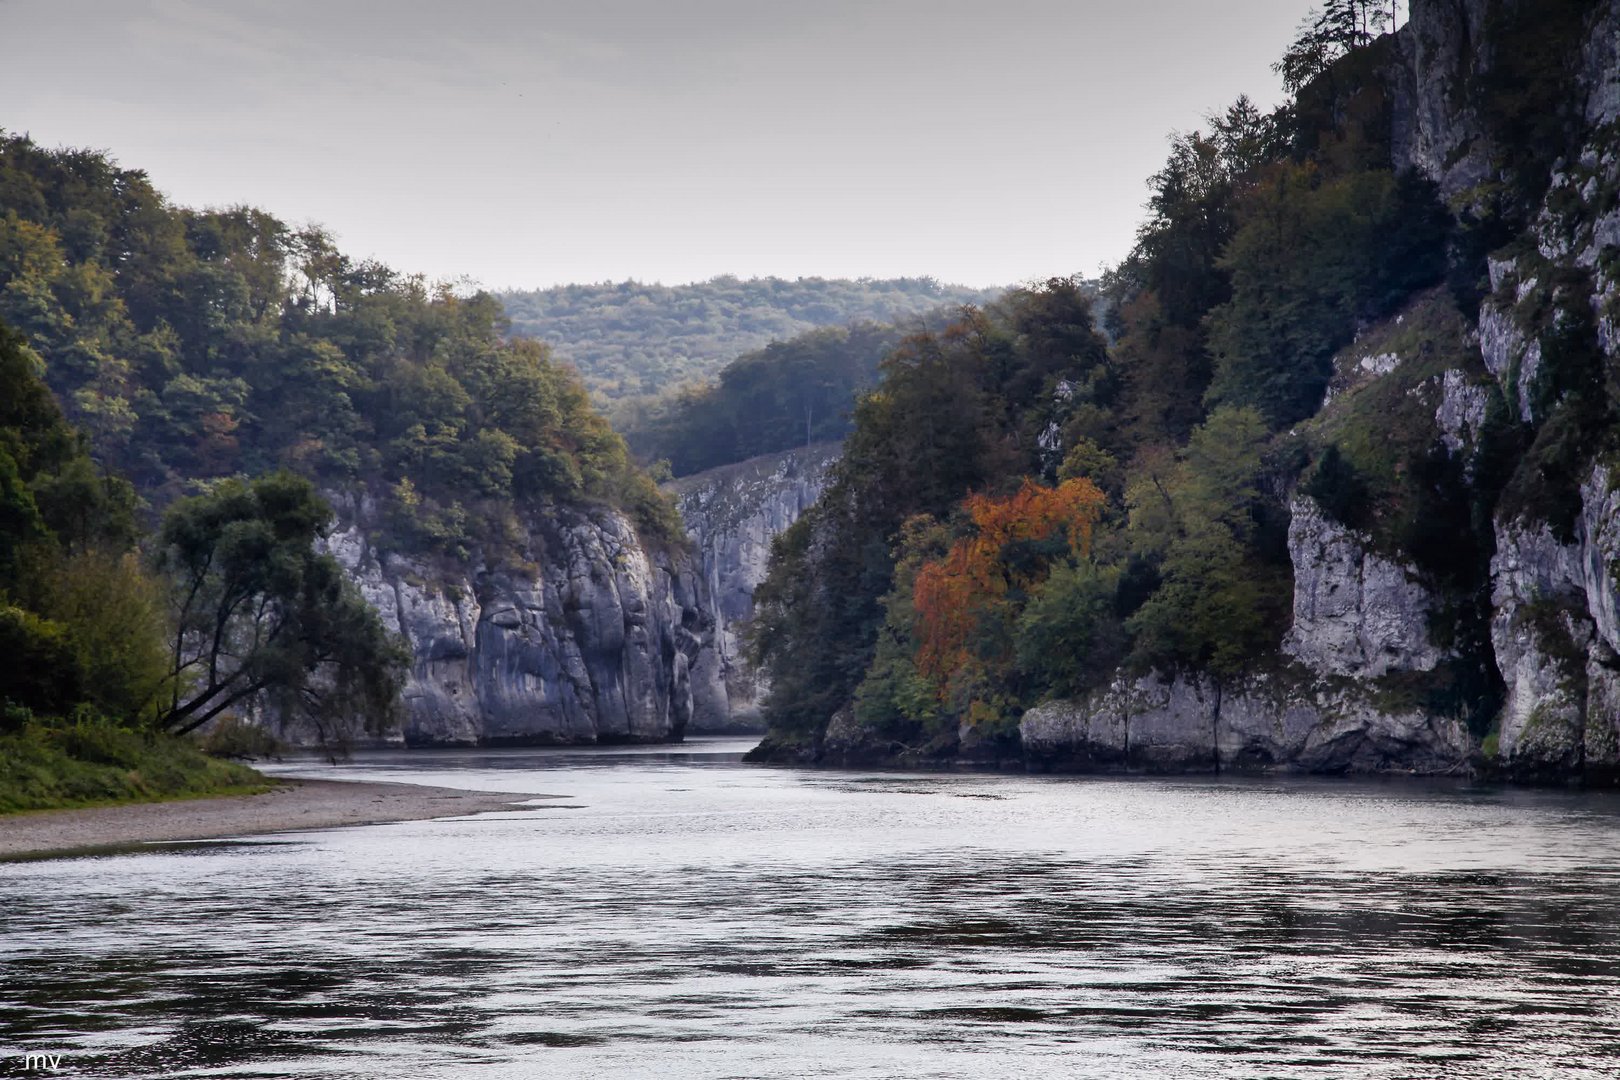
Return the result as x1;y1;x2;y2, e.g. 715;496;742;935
0;718;269;814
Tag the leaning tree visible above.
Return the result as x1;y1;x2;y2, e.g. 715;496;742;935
155;471;406;743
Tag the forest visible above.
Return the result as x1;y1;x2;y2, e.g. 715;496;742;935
623;283;1102;477
498;275;998;406
745;0;1602;759
0;132;680;557
0;132;685;806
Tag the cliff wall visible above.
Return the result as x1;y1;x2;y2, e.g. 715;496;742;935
668;444;839;728
320;495;725;746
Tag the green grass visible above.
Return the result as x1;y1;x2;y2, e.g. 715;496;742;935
0;718;270;814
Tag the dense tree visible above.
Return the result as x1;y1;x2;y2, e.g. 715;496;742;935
747;7;1483;757
626;321;909;476
1275;1;1400;94
499;275;999;403
912;479;1106;686
749;281;1116;743
154;473;406;741
0;318;170;732
0;131;680;553
1205;166;1448;427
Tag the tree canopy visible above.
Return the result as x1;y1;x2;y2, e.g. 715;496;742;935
155;472;405;741
746;8;1551;758
499;275;1000;404
0;131;680;559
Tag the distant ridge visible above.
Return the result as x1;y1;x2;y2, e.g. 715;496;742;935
498;275;1001;402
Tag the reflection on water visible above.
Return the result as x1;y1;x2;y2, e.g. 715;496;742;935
4;741;1620;1078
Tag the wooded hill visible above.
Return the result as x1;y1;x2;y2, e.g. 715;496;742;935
747;0;1611;763
0;132;679;560
498;276;1000;405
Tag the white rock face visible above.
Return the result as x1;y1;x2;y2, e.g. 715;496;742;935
669;444;839;727
1489;467;1620;777
1019;672;1472;776
1477;300;1542;423
1283;499;1444;678
318;497;721;746
1583;0;1620;126
1389;0;1494;196
1435;369;1490;455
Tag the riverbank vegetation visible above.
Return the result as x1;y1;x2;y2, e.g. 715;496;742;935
0;126;707;810
0;317;400;812
0;718;267;814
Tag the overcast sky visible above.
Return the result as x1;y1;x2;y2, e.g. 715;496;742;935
2;0;1308;290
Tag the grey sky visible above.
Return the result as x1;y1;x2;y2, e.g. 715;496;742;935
3;0;1308;289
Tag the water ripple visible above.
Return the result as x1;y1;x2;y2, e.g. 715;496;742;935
3;745;1620;1077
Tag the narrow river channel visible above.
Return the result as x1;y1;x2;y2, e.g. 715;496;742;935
4;740;1620;1078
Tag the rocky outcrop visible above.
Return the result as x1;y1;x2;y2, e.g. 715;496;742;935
1388;0;1494;196
1489;468;1620;780
1020;674;1471;776
1284;498;1445;678
668;444;839;728
321;494;723;746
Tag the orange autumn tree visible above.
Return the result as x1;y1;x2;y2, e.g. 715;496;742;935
912;477;1106;687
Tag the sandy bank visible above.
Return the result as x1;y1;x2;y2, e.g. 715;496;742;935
0;778;556;859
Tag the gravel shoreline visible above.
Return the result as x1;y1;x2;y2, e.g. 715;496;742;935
0;779;557;859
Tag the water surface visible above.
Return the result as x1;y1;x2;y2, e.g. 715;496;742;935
4;741;1620;1077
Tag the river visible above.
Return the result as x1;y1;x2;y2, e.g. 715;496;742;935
3;739;1620;1078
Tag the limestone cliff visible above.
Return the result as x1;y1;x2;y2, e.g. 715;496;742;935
668;444;839;728
320;493;724;746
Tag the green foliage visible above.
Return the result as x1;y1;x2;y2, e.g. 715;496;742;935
0;131;681;550
39;551;174;725
155;472;408;742
625;322;905;476
0;605;84;724
499;275;999;403
749;280;1112;738
1274;1;1397;96
1302;444;1369;530
852;516;952;741
0;315;177;735
1206;165;1449;427
1014;562;1126;698
1123;407;1292;678
0;714;266;814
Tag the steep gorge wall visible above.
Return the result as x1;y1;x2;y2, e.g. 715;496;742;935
320;493;726;746
668;444;840;728
1017;0;1620;783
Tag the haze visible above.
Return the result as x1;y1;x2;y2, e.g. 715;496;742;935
2;0;1307;288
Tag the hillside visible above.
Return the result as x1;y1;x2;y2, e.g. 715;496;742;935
0;133;677;554
746;0;1620;784
498;276;1000;402
0;134;721;747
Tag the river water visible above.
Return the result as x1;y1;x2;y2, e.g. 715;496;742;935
3;740;1620;1078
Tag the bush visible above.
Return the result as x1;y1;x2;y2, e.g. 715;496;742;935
195;715;284;760
0;714;267;813
1014;562;1126;698
0;604;83;722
